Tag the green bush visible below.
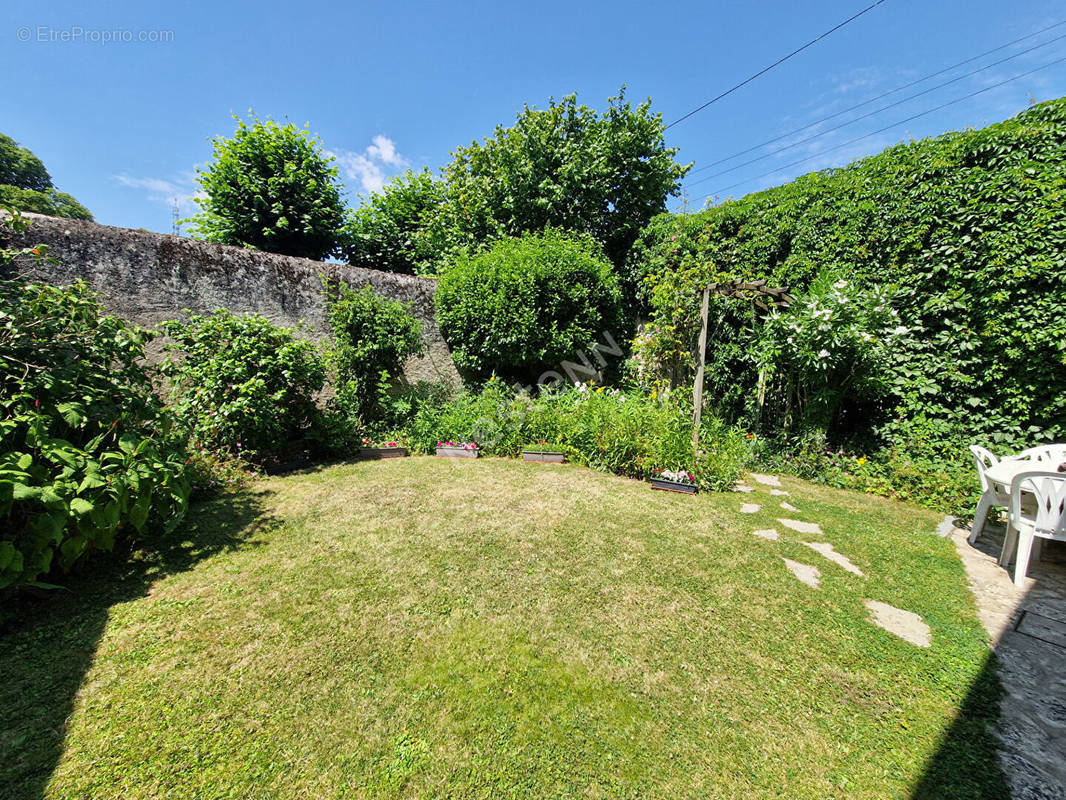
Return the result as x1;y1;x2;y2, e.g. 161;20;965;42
0;132;92;220
435;230;627;385
325;282;423;430
160;310;326;460
0;279;189;588
406;380;749;491
186;114;347;260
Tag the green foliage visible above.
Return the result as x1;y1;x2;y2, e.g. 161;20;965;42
434;230;626;385
160;310;326;459
325;282;424;428
406;379;749;491
0;278;189;588
187;114;347;260
628;98;1066;507
0;132;92;220
440;89;690;272
340;169;453;275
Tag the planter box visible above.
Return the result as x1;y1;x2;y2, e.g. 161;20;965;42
651;477;697;494
522;450;566;463
436;446;478;459
358;447;408;460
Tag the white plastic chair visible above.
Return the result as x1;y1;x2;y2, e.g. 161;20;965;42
998;470;1066;587
969;445;1009;544
1003;444;1066;465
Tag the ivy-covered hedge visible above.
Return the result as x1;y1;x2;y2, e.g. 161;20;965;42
627;98;1066;460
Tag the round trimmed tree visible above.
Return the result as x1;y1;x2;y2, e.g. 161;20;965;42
187;115;346;260
435;230;625;385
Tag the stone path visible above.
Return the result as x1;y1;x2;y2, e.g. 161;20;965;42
752;528;780;541
735;484;754;493
780;501;799;512
782;557;821;588
864;599;931;647
801;541;864;576
778;518;822;535
952;522;1066;798
770;488;790;497
740;503;761;514
750;473;783;487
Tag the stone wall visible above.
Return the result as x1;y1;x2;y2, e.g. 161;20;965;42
3;213;460;385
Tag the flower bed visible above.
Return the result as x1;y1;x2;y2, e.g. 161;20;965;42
650;469;697;494
522;442;567;463
436;441;479;459
358;439;408;459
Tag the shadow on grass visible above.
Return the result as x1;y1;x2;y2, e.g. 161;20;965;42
909;646;1009;799
0;489;278;800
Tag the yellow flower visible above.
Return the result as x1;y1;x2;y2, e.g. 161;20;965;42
596;386;605;393
856;456;868;466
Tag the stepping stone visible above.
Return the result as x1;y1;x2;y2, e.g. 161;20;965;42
734;484;755;493
782;558;821;588
778;518;822;535
801;541;863;576
770;489;790;497
740;503;761;514
752;528;779;541
750;473;783;488
864;600;931;647
780;501;799;512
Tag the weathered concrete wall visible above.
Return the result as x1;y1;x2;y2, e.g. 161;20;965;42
4;213;460;386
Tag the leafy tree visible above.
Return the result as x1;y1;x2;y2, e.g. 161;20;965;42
0;132;92;220
434;230;625;385
440;89;690;271
340;169;451;275
187;115;347;260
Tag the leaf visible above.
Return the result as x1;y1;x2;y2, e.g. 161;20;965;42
69;497;94;516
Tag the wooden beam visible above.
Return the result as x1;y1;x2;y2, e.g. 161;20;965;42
692;284;711;451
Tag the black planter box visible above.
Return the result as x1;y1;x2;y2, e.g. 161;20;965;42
358;447;408;460
650;477;697;494
522;450;566;463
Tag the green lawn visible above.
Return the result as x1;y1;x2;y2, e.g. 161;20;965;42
1;457;1005;799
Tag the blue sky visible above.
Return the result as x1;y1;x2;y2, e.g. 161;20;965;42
3;0;1065;235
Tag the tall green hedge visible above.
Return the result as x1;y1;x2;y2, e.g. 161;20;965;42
627;98;1066;455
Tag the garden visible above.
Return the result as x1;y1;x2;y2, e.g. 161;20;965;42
2;91;1064;798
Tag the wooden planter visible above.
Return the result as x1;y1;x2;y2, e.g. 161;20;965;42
650;477;697;494
436;446;478;459
358;447;408;460
522;450;566;463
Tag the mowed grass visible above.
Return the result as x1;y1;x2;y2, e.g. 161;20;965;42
1;457;1005;799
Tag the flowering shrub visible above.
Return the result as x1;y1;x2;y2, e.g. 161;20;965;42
437;441;478;450
361;438;405;449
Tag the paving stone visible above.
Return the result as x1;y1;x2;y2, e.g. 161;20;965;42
770;489;790;496
752;529;779;541
778;518;822;535
740;503;761;514
780;501;799;512
750;473;783;487
782;558;820;588
864;599;931;647
734;484;755;493
801;541;863;576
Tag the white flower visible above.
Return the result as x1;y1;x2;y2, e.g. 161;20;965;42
818;349;830;359
892;325;908;336
834;279;848;289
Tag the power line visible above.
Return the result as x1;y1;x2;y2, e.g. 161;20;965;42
684;30;1066;187
698;54;1066;202
688;19;1066;175
665;0;888;130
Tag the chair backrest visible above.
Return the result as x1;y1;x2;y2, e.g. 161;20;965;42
970;444;999;492
1009;444;1066;464
1011;471;1066;540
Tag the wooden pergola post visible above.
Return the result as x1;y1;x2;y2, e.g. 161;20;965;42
691;285;710;451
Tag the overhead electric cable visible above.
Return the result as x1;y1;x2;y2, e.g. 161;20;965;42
698;54;1066;201
688;19;1066;174
665;0;888;129
684;31;1066;186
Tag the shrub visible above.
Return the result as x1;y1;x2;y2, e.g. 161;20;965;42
434;230;627;385
160;310;326;460
186;114;347;260
0;278;189;588
406;380;749;491
325;282;423;430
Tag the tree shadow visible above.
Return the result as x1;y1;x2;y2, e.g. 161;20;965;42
0;489;278;800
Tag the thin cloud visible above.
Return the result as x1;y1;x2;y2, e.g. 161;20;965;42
331;135;409;195
113;172;200;213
